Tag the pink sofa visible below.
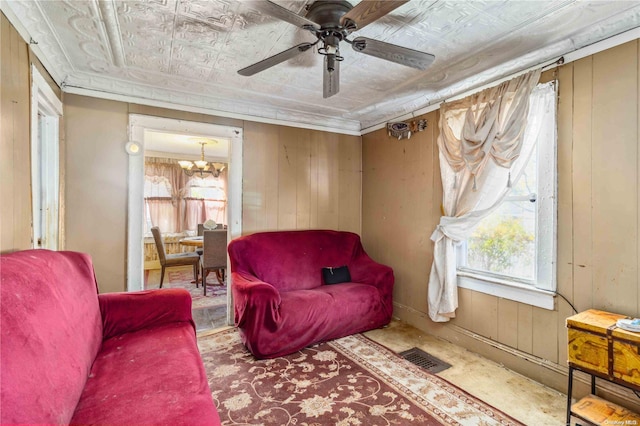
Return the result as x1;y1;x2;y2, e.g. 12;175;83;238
228;230;394;359
1;250;220;425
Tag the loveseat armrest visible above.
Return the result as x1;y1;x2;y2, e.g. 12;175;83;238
350;256;394;288
99;289;194;340
231;272;282;330
349;255;395;315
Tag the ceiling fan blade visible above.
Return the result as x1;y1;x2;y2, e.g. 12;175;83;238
323;56;340;98
340;0;408;32
351;37;435;70
248;1;320;31
238;42;314;76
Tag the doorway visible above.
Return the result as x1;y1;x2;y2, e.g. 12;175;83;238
31;65;62;250
127;115;243;328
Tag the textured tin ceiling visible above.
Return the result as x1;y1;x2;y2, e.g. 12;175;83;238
5;0;640;133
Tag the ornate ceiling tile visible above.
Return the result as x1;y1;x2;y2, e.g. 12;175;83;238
178;0;238;29
4;0;640;133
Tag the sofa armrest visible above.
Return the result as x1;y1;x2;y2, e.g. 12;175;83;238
99;289;194;340
231;272;282;330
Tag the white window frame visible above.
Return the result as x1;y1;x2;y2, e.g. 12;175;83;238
456;82;557;310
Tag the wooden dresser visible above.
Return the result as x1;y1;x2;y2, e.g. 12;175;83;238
566;309;640;425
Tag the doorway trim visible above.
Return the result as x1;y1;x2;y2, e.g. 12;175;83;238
127;115;243;325
31;65;63;250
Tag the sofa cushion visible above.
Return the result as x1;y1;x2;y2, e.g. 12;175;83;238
1;250;103;425
70;322;219;425
229;230;361;291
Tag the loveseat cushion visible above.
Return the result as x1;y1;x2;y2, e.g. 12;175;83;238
1;250;103;425
241;283;389;358
229;230;363;291
70;322;219;425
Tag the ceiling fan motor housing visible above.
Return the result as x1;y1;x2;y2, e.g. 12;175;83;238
306;1;353;29
237;0;435;99
307;0;353;70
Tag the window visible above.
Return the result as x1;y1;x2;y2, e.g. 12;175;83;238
143;175;173;233
187;176;225;200
456;82;557;309
185;175;227;228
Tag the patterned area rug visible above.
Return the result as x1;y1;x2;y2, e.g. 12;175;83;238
198;328;523;426
163;269;226;309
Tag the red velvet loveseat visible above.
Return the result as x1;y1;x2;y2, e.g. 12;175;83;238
0;250;220;425
228;230;394;359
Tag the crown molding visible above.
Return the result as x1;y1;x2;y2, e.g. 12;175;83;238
4;0;640;137
361;24;640;135
65;85;362;136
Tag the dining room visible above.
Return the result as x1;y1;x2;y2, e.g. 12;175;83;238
142;130;230;332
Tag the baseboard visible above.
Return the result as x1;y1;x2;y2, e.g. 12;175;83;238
393;301;640;412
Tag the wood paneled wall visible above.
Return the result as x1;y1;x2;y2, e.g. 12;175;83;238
63;96;362;293
362;110;440;312
243;121;361;234
64;95;129;293
1;14;63;254
362;40;640;401
1;13;31;253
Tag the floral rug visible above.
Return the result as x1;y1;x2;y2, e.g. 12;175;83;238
198;328;523;426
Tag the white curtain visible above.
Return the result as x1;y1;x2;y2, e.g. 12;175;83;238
146;198;179;233
428;70;555;322
144;158;186;233
184;199;205;231
183;171;228;230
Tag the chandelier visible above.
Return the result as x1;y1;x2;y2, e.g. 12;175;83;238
178;141;224;177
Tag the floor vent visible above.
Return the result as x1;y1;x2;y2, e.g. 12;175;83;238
399;347;451;374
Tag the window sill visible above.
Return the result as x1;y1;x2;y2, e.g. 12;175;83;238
457;270;555;310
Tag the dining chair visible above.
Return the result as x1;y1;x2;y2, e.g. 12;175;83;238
196;224;205;256
201;229;227;295
196;223;221;255
151;226;200;288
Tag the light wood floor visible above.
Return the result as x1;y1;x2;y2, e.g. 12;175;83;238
364;320;567;425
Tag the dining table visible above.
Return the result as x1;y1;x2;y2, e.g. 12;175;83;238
179;236;203;248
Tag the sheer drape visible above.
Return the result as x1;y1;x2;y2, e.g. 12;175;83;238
145;158;227;234
428;70;552;322
146;198;178;233
204;200;225;225
184;199;205;231
183;170;227;228
144;159;186;233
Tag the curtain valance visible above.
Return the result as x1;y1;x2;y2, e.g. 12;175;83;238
437;69;541;184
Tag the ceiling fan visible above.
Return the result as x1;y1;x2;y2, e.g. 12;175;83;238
238;0;435;98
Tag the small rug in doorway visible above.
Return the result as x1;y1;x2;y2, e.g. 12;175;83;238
198;328;524;426
163;268;226;310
